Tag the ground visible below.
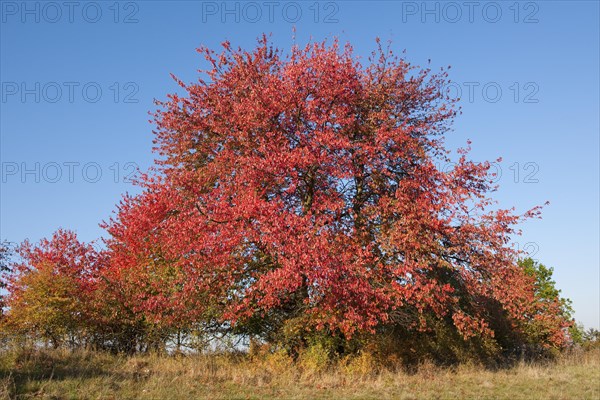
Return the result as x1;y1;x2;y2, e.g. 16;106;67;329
0;348;598;399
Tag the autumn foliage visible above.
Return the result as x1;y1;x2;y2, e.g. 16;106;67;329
0;37;572;360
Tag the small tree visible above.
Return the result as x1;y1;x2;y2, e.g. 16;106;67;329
583;328;600;348
0;241;13;311
519;258;574;348
1;230;100;348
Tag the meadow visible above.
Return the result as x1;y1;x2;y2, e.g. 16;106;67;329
0;347;598;400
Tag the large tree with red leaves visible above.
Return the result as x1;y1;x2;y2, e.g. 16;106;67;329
102;36;569;350
2;37;571;356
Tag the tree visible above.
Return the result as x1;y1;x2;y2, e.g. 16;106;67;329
0;241;13;311
1;230;100;348
101;180;224;351
518;258;574;347
583;328;600;348
140;36;569;351
1;37;572;357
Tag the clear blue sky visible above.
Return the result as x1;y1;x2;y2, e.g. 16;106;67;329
1;1;598;328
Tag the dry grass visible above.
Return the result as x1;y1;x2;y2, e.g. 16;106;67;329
0;347;598;399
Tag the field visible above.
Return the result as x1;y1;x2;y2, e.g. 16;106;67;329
0;348;598;400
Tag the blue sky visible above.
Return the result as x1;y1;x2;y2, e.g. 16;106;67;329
1;0;598;328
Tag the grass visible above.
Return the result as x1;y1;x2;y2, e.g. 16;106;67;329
0;347;598;399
